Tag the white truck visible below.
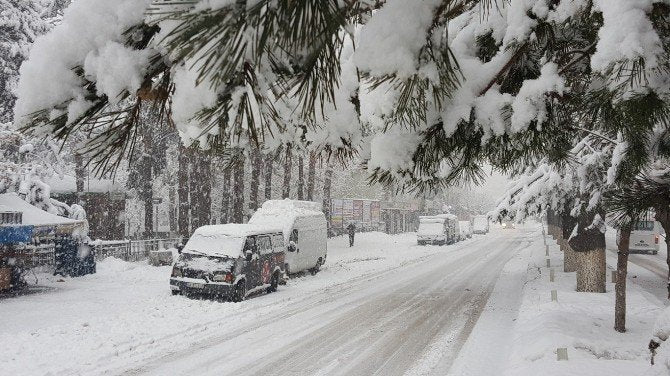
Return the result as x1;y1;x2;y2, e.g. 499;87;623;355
619;219;662;255
459;220;472;239
249;199;328;275
417;216;448;245
473;215;489;234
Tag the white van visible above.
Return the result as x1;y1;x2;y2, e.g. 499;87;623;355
435;213;458;243
417;216;447;245
473;215;489;234
619;220;661;254
249;200;328;275
459;220;472;239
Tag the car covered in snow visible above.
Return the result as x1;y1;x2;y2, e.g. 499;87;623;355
249;199;327;275
417;215;458;245
170;224;285;301
502;220;516;229
473;215;489;234
459;220;472;240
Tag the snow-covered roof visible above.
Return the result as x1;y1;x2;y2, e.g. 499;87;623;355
249;199;326;236
419;216;445;223
45;174;124;194
193;223;283;238
184;224;283;258
0;193;83;227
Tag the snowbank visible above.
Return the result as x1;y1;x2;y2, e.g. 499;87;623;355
500;226;665;376
0;231;450;375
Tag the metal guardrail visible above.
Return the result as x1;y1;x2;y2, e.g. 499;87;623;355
19;238;182;269
92;238;182;262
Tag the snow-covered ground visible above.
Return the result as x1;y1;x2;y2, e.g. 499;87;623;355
1;229;533;376
492;226;668;376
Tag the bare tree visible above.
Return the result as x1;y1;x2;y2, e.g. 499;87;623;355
220;163;231;223
250;146;262;210
264;152;273;200
307;151;317;201
177;145;190;237
322;163;333;236
282;144;292;199
297;155;304;200
232;153;245;223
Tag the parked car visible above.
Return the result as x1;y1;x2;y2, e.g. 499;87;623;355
502;220;516;229
249;199;327;275
435;214;459;244
170;224;285;301
459;220;472;239
617;220;661;255
473;215;489;234
417;216;448;245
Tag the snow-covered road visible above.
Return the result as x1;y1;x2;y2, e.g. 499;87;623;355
1;227;536;376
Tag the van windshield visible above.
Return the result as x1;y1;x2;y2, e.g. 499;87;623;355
183;233;245;258
418;222;444;235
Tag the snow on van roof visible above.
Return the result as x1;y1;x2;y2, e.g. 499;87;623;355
434;213;458;219
184;224;283;258
249;199;325;236
192;223;282;237
419;216;445;223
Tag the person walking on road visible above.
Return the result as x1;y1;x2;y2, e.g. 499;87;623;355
347;222;356;247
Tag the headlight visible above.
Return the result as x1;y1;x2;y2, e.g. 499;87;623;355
171;267;182;277
212;273;234;283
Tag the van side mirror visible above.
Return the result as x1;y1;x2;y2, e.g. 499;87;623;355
245;250;253;262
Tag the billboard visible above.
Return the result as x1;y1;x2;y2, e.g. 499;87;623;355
331;199;344;229
362;201;371;222
343;199;354;224
353;200;363;221
370;201;381;223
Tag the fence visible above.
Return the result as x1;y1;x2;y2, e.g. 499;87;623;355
92;238;182;262
22;238;182;269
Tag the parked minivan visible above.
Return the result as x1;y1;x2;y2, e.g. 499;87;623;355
170;224;285;301
417;216;448;245
435;214;459;244
473;215;489;234
459;220;472;240
618;220;661;255
249;200;328;275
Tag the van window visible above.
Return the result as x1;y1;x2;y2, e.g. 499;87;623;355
244;237;256;253
272;234;284;251
257;236;272;255
635;221;655;231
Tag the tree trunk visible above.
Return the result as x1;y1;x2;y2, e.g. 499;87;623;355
220;164;231;224
322;164;333;237
232;154;245;223
74;152;85;205
655;207;670;299
297;156;305;200
264;153;273;200
188;149;201;229
141;127;153;239
282;145;292;199
177;145;190;238
562;211;578;273
196;152;212;227
569;211;607;293
250;146;262;211
615;224;631;332
307;151;317;201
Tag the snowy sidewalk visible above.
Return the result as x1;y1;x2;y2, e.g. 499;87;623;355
446;225;539;376
499;227;666;376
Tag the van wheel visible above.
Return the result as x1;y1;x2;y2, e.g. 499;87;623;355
232;281;246;302
267;272;279;293
310;259;322;275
